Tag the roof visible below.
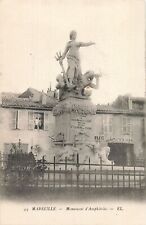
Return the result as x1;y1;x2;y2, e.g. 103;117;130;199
1;98;145;116
1;90;145;116
96;104;145;116
2;97;57;110
18;88;42;100
1;89;58;110
130;97;146;103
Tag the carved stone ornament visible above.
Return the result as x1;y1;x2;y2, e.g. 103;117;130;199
53;97;96;116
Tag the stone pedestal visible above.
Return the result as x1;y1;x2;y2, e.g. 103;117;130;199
53;97;96;144
52;97;97;162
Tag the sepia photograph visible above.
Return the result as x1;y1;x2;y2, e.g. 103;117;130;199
0;0;146;225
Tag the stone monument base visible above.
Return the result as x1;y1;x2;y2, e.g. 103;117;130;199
52;144;100;164
53;97;96;142
52;96;99;162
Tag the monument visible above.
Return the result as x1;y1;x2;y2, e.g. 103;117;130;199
52;30;110;163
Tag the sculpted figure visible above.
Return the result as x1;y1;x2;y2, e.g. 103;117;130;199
55;31;101;99
98;145;111;164
56;74;65;89
87;141;112;165
55;74;66;99
59;30;95;87
87;142;100;163
79;70;101;96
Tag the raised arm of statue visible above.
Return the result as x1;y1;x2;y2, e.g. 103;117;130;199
78;41;95;47
56;31;96;88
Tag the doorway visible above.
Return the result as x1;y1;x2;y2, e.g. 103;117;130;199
108;143;135;166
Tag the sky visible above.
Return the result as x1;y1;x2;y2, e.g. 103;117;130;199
0;0;145;104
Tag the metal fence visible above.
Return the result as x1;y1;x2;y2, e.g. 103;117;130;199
0;154;145;190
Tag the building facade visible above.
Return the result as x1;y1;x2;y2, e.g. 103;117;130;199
0;89;145;166
0;88;57;160
94;107;145;166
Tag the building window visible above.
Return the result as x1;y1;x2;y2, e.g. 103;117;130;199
132;102;144;110
10;110;28;130
10;110;19;129
102;116;113;135
10;110;49;131
34;112;44;130
122;117;132;135
28;111;49;131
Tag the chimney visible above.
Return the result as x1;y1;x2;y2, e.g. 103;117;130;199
47;88;50;94
47;88;54;98
128;97;132;110
41;90;47;105
49;82;52;91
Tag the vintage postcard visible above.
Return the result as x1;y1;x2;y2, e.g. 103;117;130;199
0;0;146;225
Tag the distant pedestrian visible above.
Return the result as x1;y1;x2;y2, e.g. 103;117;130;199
38;118;42;129
34;117;39;130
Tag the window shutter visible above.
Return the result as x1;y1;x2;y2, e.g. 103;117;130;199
10;110;17;129
103;116;107;134
122;117;132;135
122;117;125;134
28;111;34;130
120;116;123;135
44;112;49;130
18;110;27;130
109;117;113;133
101;115;104;135
130;118;133;137
128;118;132;135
